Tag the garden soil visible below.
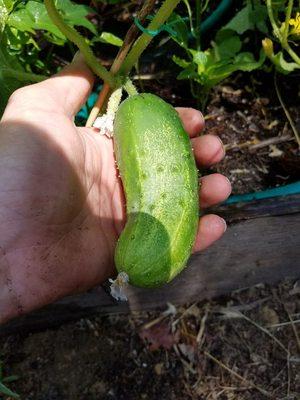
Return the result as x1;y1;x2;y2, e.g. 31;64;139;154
1;3;300;397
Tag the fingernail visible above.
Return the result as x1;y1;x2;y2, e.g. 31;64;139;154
224;175;232;188
216;136;226;158
72;50;84;64
221;218;227;232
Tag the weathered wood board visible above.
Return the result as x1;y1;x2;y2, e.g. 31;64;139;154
1;201;299;336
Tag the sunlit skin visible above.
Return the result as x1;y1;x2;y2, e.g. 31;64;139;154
0;54;231;324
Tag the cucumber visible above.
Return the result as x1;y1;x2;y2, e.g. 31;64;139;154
113;93;199;288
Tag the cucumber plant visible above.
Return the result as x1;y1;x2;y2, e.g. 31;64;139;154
42;0;199;291
170;0;300;109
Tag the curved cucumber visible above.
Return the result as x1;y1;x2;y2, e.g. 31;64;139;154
113;93;199;288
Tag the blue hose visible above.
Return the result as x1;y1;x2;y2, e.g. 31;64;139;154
200;0;233;34
224;181;300;204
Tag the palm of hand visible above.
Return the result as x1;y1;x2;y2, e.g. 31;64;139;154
1;92;125;316
0;56;231;323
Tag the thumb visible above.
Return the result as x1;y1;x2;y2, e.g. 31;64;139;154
38;51;95;117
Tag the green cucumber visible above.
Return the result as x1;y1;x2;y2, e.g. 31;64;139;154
113;93;199;288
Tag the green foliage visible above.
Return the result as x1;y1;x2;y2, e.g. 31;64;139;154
0;0;100;116
223;0;268;34
6;0;96;44
263;0;300;73
0;42;24;115
170;0;299;107
0;361;20;399
173;30;266;90
92;31;123;47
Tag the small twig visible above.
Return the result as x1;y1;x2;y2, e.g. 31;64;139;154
274;73;300;148
287;349;291;398
284;306;300;353
86;0;157;127
225;134;294;151
215;297;271;317
220;310;289;355
268;319;300;329
172;303;197;328
196;305;209;345
204;351;273;398
249;134;294;150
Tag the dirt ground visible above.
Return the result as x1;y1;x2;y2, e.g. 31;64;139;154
1;68;299;400
1;2;299;398
1;69;299;400
1;280;300;400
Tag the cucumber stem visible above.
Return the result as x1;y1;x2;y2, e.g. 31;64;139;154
124;79;138;96
85;0;157;127
44;0;116;87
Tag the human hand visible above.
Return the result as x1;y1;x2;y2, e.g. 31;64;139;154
0;54;231;324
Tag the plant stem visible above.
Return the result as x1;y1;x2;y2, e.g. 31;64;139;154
120;0;181;76
195;0;201;51
281;0;300;65
283;0;294;44
266;0;280;39
2;69;47;82
44;0;116;87
86;0;156;127
182;0;195;38
124;79;138;96
266;0;300;65
284;42;300;64
274;72;300;148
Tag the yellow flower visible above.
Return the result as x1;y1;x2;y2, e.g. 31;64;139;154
289;12;300;36
262;38;274;57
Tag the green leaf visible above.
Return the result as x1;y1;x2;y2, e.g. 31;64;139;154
204;50;266;87
269;51;300;74
0;0;15;33
92;31;123;47
167;13;189;49
2;374;19;383
172;55;190;68
8;1;65;37
0;37;26;116
177;63;198;81
56;0;97;35
250;0;268;34
0;382;20;399
234;51;266;71
7;0;97;43
214;31;242;59
223;1;268;34
223;2;253;34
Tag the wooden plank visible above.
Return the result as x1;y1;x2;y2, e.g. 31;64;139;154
208;194;300;222
1;212;299;336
